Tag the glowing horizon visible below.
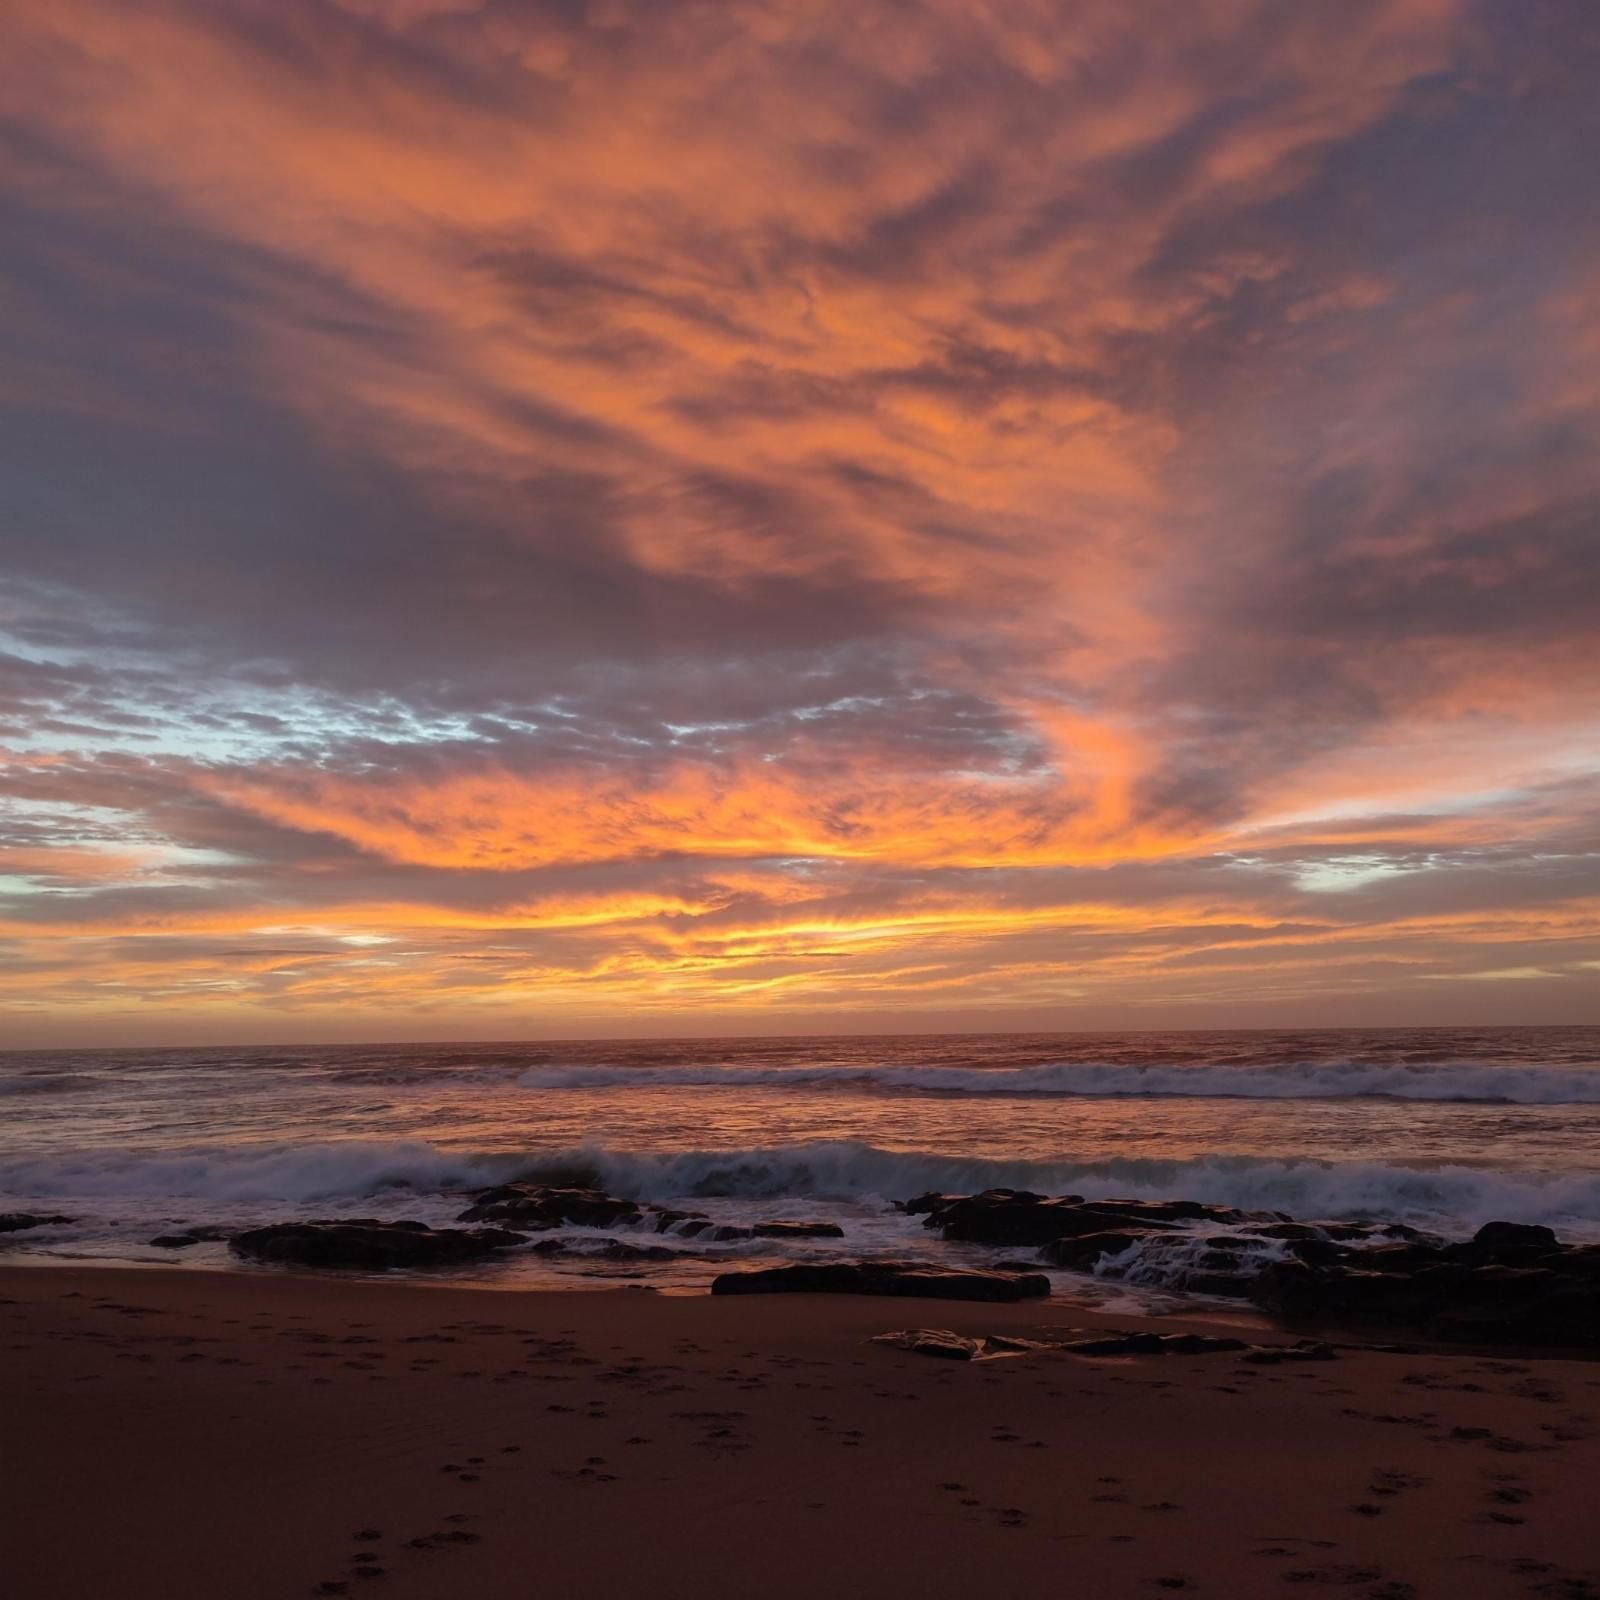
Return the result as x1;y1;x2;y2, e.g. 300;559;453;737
2;0;1598;1045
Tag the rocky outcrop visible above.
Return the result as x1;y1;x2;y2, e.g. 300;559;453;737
1249;1220;1600;1346
230;1219;525;1271
916;1188;1273;1247
711;1259;1051;1302
906;1189;1597;1348
0;1212;74;1233
455;1183;649;1229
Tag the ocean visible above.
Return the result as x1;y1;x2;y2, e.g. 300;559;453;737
4;1026;1599;1305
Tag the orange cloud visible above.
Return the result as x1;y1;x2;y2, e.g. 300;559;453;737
3;0;1599;1041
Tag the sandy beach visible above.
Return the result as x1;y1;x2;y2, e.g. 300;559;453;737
3;1266;1596;1600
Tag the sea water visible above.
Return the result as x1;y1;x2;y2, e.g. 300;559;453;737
3;1027;1598;1302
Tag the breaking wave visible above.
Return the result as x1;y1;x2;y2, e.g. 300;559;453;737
4;1138;1600;1235
511;1059;1600;1103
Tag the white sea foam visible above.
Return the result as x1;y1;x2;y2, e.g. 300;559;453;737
511;1059;1600;1104
4;1138;1600;1236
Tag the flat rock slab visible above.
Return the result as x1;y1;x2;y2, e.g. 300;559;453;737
230;1219;524;1271
711;1260;1051;1301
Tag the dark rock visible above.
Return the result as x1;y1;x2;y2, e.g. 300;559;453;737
710;1259;1051;1302
456;1182;645;1229
1170;1269;1257;1299
230;1220;525;1271
1250;1236;1600;1347
982;1333;1053;1353
1057;1331;1168;1356
649;1208;709;1233
1470;1220;1559;1256
592;1240;686;1262
751;1220;846;1239
1548;1245;1600;1279
1350;1241;1448;1274
1250;1222;1327;1241
1241;1340;1338;1364
0;1212;74;1233
1161;1333;1252;1354
523;1238;688;1263
869;1328;982;1359
1039;1229;1156;1270
1280;1237;1348;1267
1058;1330;1276;1358
1301;1219;1426;1242
922;1190;1254;1248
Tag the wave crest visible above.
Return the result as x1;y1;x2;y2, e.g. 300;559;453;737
3;1138;1599;1234
511;1059;1600;1104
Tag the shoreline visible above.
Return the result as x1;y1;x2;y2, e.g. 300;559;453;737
4;1265;1597;1600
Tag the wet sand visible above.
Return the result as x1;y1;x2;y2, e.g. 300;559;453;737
2;1265;1597;1600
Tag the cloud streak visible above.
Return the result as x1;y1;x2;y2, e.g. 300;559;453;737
1;0;1597;1040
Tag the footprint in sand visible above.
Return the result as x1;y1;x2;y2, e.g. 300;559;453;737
1281;1566;1386;1587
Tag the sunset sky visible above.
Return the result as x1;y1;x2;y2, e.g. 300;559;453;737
2;0;1598;1045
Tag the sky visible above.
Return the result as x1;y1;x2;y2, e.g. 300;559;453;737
1;0;1598;1047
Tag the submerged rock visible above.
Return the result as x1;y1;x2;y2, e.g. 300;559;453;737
0;1212;74;1233
711;1259;1051;1302
230;1219;525;1271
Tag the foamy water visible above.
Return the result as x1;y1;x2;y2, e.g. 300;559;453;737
3;1027;1598;1300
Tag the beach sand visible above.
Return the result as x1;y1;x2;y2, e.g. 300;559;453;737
2;1266;1596;1600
